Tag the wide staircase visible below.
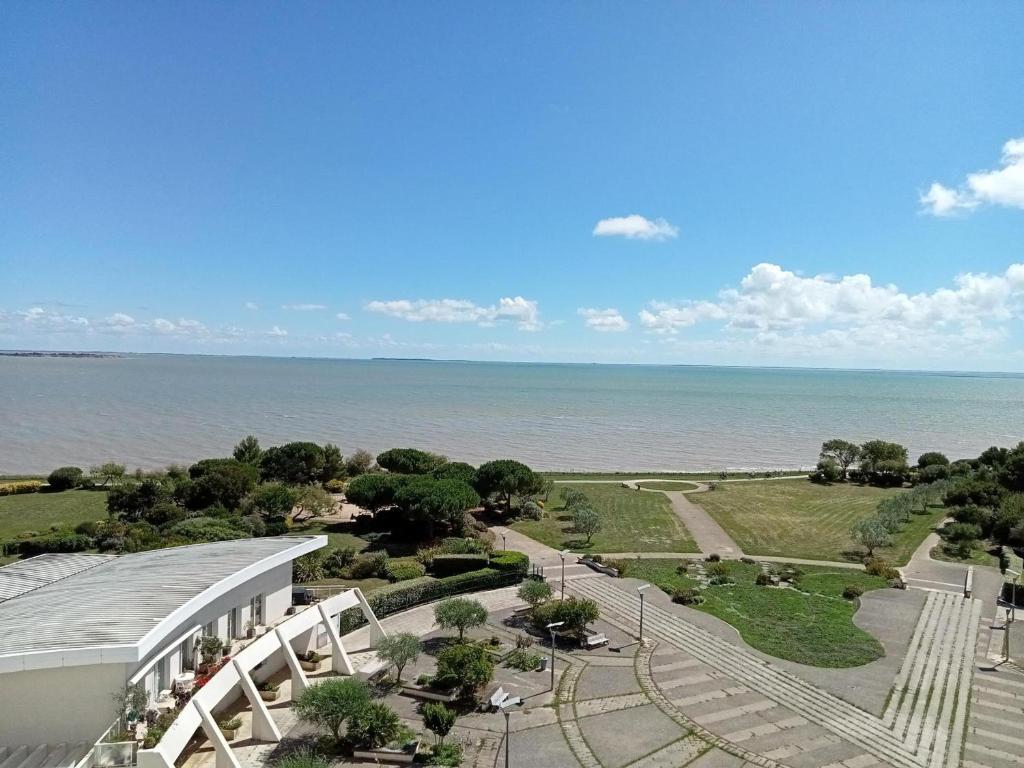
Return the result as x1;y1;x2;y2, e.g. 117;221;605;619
0;744;90;768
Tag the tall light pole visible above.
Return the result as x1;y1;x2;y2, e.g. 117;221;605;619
637;583;651;643
501;531;507;551
500;698;521;768
546;620;564;691
559;549;571;600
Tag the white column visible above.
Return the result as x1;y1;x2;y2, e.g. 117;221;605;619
275;627;309;697
318;603;354;676
354;588;387;647
232;659;282;743
137;749;175;768
194;699;241;768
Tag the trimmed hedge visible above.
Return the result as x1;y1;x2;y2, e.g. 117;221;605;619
385;560;427;582
488;550;528;575
431;554;488;577
339;567;523;634
16;533;93;556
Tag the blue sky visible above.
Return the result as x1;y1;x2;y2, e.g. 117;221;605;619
2;3;1023;370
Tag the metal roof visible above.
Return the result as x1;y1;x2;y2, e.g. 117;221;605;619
0;536;325;671
0;553;116;602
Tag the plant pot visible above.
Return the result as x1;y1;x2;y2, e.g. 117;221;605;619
299;659;321;672
219;728;236;740
258;689;280;702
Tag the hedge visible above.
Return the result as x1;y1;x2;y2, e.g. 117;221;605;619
488;550;529;575
338;567;523;634
385;560;427;582
0;480;42;496
16;533;94;556
431;553;489;577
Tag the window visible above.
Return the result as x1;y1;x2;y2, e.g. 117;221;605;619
250;593;264;625
227;607;238;639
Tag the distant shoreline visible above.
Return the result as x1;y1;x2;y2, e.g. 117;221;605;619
0;350;122;359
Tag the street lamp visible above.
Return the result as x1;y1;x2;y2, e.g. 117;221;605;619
500;698;521;768
558;549;571;600
501;531;507;551
637;584;651;643
546;620;565;691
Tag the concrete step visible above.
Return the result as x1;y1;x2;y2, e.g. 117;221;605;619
0;747;27;768
38;745;66;768
16;744;48;768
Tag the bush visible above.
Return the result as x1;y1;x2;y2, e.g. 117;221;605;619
489;550;529;574
842;585;865;600
672;587;704;605
705;561;730;577
705;553;721;562
349;551;390;579
17;532;93;556
348;702;402;750
0;480;42;496
324;478;346;493
755;573;771;586
504;648;542;671
293;550;329;583
273;750;330;768
530;596;599;641
431;553;489;577
517;578;552;609
421;702;457;745
325;547;356;576
708;574;734;585
519;501;543;520
47;466;84;491
385;560;427;582
426;743;463;766
293;678;371;742
864;557;899;580
434;643;494;696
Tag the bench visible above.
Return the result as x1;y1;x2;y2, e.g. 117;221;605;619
355;657;392;682
583;633;608;649
481;685;508;712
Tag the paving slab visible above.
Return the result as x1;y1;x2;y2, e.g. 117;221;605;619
575;663;642;700
505;721;581;768
683;746;747;768
577;703;685;768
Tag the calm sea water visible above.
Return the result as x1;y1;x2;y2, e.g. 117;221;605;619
1;355;1022;474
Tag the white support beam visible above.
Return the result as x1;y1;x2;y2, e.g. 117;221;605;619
318;603;354;676
354;588;387;647
275;627;309;697
232;659;282;743
136;749;175;768
194;699;241;768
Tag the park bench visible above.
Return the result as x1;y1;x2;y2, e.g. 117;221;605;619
583;632;608;649
481;685;508;712
355;656;391;682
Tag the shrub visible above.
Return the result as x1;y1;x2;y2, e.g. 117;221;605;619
705;553;721;562
755;573;771;586
375;632;420;683
293;678;371;742
324;478;346;493
0;480;42;496
864;557;899;580
519;501;543;520
504;648;542;671
347;702;402;750
435;643;494;696
431;553;489;577
426;743;463;766
325;547;356;576
705;561;730;577
293;550;329;583
47;466;84;491
385;560;427;582
273;750;330;768
842;585;865;600
17;532;93;556
489;550;529;574
517;578;552;610
672;587;704;606
530;596;599;641
708;574;734;586
256;680;279;692
349;551;389;579
434;597;488;641
422;702;457;745
218;717;242;731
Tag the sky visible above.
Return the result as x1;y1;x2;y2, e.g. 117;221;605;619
2;3;1024;370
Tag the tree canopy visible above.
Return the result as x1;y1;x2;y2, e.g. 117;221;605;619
474;459;543;513
259;442;327;485
376;447;447;475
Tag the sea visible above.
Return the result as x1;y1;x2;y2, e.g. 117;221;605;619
1;354;1022;475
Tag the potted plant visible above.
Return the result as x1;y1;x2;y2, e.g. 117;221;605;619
297;650;322;672
199;636;225;665
244;620;255;639
255;680;280;702
218;717;242;740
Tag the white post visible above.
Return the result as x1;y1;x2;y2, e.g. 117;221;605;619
193;700;241;768
318;603;354;676
137;750;175;768
275;627;309;697
353;588;387;647
232;659;282;743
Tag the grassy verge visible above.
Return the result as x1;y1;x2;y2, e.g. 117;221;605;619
0;489;108;540
930;543;1001;567
636;480;699;492
691;479;939;564
511;482;697;553
541;470;806;482
621;559;888;667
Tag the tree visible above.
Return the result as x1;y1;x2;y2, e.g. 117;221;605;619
431;461;477;485
293;678;371;742
91;462;126;487
533;596;600;642
819;440;861;480
245;482;297;518
422;703;456;745
917;451;950;468
434;597;488;641
376;447;446;475
181;458;258;511
259;442;326;485
47;466;83;491
998;442;1024;492
293;549;329;582
812;458;843;484
232;435;262;465
108;479;172;522
517;579;552;611
395;477;479;536
560;487;589;510
434;643;493;696
294;484;335;520
993;494;1024;544
347;702;401;749
375;632;420;684
572;506;601;545
321;443;345;482
859;440;909;486
474;459;543;514
851;518;892;557
344;449;375;477
345;472;406;513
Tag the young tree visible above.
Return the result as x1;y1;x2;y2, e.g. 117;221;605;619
819;440;861;480
347;702;401;749
572;507;601;545
517;579;553;611
91;462;126;487
434;597;488;641
344;448;375;477
294;484;335;521
851;518;892;557
321;443;345;482
293;678;371;742
375;632;420;684
434;643;494;697
560;487;590;510
421;702;457;745
232;435;262;465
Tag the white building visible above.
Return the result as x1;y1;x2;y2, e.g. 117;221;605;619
0;536;328;757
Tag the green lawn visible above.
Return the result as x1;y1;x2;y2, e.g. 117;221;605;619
0;489;109;540
542;470;806;482
636;480;700;492
289;520;371;553
511;482;697;553
621;559;888;667
692;479;939;564
930;543;1002;567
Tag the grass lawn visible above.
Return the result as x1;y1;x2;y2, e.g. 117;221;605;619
930;543;1002;567
542;470;806;482
621;559;888;667
0;489;108;541
511;482;697;553
692;479;940;564
305;576;390;593
636;480;699;492
289;520;371;553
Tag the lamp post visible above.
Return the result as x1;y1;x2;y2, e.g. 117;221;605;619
546;620;565;691
637;584;651;643
559;549;571;600
501;531;507;551
499;698;522;768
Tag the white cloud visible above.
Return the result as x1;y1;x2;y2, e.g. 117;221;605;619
366;296;541;331
922;137;1024;215
336;312;350;321
268;325;288;337
282;303;327;311
244;301;259;311
593;214;679;241
578;307;630;332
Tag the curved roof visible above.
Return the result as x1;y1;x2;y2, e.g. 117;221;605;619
0;553;116;602
0;536;324;673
